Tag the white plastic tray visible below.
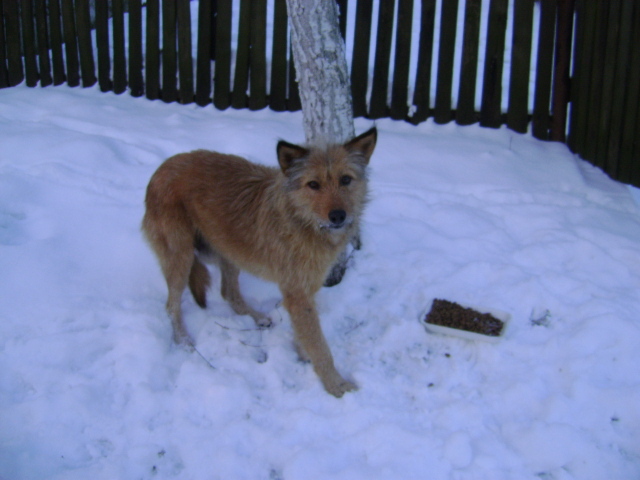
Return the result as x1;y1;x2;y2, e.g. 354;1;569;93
420;300;511;343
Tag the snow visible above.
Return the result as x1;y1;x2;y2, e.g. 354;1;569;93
1;83;640;480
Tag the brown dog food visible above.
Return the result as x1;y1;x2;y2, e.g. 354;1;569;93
425;299;505;337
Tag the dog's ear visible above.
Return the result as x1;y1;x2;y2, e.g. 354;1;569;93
277;140;309;174
344;127;377;165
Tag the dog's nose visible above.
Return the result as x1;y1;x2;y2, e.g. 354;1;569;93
328;209;347;226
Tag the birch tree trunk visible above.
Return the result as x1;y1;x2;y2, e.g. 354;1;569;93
286;0;354;145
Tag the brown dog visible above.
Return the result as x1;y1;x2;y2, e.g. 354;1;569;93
142;128;376;397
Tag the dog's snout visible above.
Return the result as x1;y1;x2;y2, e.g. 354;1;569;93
329;209;347;226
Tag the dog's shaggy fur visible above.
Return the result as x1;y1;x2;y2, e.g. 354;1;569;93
142;128;376;397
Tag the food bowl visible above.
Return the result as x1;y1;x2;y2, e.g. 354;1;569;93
420;298;510;343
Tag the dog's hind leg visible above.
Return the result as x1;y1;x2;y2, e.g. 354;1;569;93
144;220;196;345
218;257;272;328
162;246;196;345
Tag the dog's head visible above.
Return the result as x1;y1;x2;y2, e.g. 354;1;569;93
277;128;377;232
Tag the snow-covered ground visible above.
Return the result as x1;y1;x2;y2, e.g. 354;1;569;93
1;84;640;480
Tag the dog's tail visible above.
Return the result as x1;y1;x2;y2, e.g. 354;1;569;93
189;256;211;308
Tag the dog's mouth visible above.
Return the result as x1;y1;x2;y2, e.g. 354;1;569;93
319;218;353;231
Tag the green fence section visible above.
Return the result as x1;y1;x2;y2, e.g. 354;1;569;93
1;0;638;186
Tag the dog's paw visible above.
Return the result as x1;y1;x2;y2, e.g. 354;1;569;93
173;332;195;352
325;377;358;398
323;262;347;287
254;315;273;329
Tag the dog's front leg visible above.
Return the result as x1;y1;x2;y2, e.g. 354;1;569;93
282;289;357;397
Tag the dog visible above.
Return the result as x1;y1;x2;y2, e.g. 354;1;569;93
142;128;377;397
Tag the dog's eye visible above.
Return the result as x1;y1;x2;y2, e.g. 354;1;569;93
307;181;321;190
340;175;352;186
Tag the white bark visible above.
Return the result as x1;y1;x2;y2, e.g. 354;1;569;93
286;0;355;145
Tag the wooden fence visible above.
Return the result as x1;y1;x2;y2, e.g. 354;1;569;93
1;0;638;186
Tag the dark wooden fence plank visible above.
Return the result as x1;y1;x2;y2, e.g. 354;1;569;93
604;0;634;178
506;0;533;134
480;0;508;128
594;0;621;167
567;0;592;154
456;0;482;126
213;0;232;109
390;0;413;120
162;0;178;102
210;0;217;60
112;0;127;94
61;0;80;87
48;0;65;85
532;0;555;140
129;0;144;97
196;0;212;106
337;0;348;39
232;0;251;109
270;0;288;111
550;0;575;142
369;0;395;119
351;0;373;118
582;1;607;165
4;0;24;86
177;0;194;104
287;41;301;111
94;0;111;91
616;2;640;185
411;0;437;123
75;0;96;88
0;0;8;88
34;0;53;87
434;0;459;124
21;0;39;87
146;0;161;100
249;0;267;110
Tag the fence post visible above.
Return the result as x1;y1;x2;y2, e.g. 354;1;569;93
112;0;127;94
162;0;178;103
369;0;395;119
75;0;96;88
61;0;80;87
617;3;640;185
34;0;52;87
480;0;508;128
232;0;251;109
20;0;39;87
4;0;24;86
146;0;160;100
249;0;267;110
95;0;111;91
456;0;482;126
196;0;213;106
351;0;373;118
48;0;65;85
390;0;414;120
550;0;575;142
0;0;8;88
506;0;534;134
213;0;232;109
532;0;555;140
129;0;144;97
270;0;288;111
177;0;194;104
434;0;458;124
411;0;436;124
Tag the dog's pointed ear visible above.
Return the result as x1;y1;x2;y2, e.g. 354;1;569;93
344;127;377;164
277;140;309;174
